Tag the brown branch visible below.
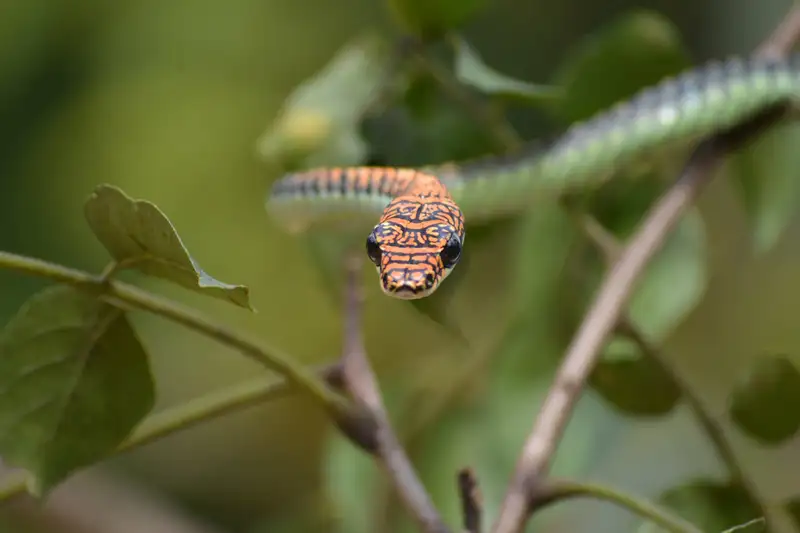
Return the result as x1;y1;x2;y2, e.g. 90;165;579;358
489;7;800;533
334;254;451;533
457;468;482;533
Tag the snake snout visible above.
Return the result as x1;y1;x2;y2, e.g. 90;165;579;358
380;268;438;300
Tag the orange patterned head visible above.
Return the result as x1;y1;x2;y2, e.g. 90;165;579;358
365;195;465;299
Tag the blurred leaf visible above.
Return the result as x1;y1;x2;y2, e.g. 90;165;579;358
550;9;690;124
636;480;760;533
590;336;680;415
386;0;486;38
362;68;493;166
323;424;385;533
451;37;559;106
257;35;390;170
785;497;800;530
628;208;707;341
0;285;155;493
730;122;800;254
84;184;252;310
729;354;800;445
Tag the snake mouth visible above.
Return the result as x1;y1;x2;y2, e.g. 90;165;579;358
380;272;437;300
385;284;433;300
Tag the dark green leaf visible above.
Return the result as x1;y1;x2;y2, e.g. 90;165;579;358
385;0;486;38
452;37;559;106
590;336;680;416
0;285;155;493
729;354;800;445
785;497;800;530
636;480;760;533
551;9;690;124
362;68;494;167
730;122;800;254
257;35;390;170
84;184;252;310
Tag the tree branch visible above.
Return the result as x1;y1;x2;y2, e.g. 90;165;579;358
334;254;451;533
490;7;800;532
0;251;349;419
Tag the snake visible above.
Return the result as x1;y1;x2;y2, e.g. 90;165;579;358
266;54;800;299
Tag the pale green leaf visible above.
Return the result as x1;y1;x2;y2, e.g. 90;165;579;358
452;37;559;106
257;35;389;169
629;208;707;341
84;184;252;310
731;122;800;253
0;285;155;493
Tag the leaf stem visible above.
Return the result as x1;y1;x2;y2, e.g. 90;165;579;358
532;479;703;533
0;251;350;418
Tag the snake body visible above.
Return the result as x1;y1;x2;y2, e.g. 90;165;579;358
267;54;800;299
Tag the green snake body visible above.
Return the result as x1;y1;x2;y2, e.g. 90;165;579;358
266;54;800;298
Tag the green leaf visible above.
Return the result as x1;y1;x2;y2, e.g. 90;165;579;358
0;285;155;493
385;0;486;38
84;184;252;310
452;37;560;106
728;354;800;445
362;67;494;166
785;497;800;530
322;421;385;533
636;480;760;533
551;9;690;124
589;336;680;416
730;122;800;254
257;35;390;170
629;207;707;341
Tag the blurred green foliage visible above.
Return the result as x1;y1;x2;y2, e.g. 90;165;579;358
1;0;800;533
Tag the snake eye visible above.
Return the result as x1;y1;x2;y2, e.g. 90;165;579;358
440;233;462;269
366;232;382;266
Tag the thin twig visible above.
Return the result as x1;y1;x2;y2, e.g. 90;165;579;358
336;254;451;533
530;479;703;533
490;7;800;532
457;468;482;533
0;251;349;418
616;319;778;529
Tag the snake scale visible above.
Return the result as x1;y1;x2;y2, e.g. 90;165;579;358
267;54;800;299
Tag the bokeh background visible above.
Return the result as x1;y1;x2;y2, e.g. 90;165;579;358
1;0;800;532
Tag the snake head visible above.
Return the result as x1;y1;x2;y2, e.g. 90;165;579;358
365;220;464;300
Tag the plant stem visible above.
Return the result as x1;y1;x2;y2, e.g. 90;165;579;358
533;479;703;533
0;251;350;418
0;364;342;503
